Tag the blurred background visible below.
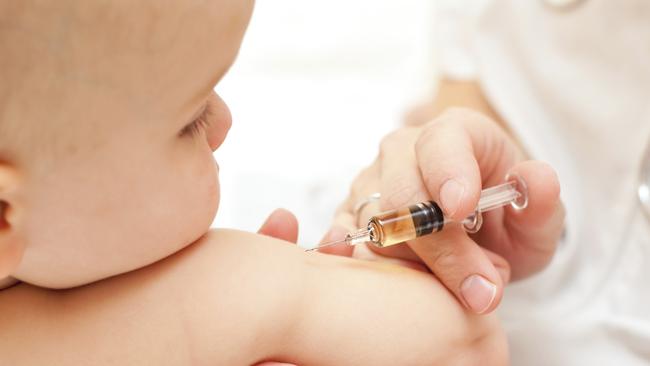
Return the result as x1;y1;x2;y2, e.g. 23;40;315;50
215;0;439;246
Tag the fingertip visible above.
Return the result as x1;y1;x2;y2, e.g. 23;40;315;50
437;177;482;221
273;208;300;237
258;208;299;244
276;207;299;224
512;160;560;197
507;161;561;225
409;230;504;314
460;274;502;314
439;178;465;218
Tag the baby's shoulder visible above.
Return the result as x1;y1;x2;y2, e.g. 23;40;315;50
168;229;309;360
182;228;309;280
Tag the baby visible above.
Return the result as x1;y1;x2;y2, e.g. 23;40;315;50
0;1;507;364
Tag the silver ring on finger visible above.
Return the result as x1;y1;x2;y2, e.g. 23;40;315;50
354;192;381;224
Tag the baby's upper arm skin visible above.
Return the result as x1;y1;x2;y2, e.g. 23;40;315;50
0;229;507;365
274;251;508;366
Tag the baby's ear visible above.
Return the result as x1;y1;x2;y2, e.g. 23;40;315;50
0;164;26;279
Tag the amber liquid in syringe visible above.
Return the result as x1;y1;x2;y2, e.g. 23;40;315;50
367;201;446;247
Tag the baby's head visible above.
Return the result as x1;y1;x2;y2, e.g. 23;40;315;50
0;0;254;288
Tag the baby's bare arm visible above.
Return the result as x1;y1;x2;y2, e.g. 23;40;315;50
0;230;295;365
0;229;507;365
279;244;508;365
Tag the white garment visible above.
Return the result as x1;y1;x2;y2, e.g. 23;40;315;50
436;0;650;364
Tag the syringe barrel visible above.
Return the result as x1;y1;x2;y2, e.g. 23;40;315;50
368;201;444;248
365;176;527;248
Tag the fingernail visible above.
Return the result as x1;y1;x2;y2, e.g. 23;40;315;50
440;179;465;217
460;275;497;314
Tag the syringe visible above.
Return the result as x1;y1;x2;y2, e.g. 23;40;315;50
308;174;528;251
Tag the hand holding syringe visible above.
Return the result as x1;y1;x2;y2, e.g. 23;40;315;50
308;175;528;252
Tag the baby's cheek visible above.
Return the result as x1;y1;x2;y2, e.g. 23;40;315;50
186;154;220;233
204;168;220;220
150;147;220;259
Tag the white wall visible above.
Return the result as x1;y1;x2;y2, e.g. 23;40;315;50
215;0;437;246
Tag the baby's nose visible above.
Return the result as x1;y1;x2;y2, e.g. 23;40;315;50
207;93;232;151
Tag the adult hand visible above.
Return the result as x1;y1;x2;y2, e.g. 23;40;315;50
325;108;564;314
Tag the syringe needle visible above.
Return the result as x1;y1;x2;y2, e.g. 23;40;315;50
305;228;373;252
305;238;347;252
